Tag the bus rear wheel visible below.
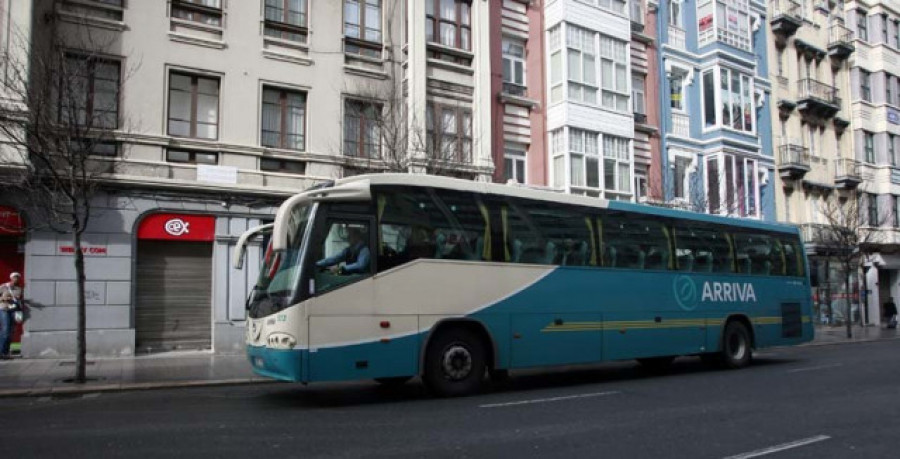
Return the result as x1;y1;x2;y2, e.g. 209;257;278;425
424;328;486;397
718;321;752;369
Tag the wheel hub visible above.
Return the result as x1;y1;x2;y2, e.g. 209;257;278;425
442;344;472;381
728;333;746;360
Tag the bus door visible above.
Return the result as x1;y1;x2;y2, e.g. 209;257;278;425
305;209;417;381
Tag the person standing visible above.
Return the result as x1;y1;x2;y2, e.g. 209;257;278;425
0;272;23;359
885;298;898;329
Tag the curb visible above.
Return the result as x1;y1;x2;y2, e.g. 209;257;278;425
0;377;280;399
801;334;900;347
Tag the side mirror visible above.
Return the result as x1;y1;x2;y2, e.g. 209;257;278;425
233;223;274;269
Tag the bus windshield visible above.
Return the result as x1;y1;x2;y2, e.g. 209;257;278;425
247;204;314;319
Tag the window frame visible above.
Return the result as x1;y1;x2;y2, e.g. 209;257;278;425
425;0;472;51
426;103;473;163
261;86;307;151
264;0;310;44
344;0;382;57
502;37;527;95
864;131;875;163
58;53;121;130
858;10;869;42
343;98;383;159
860;69;872;102
166;149;219;165
167;71;220;140
171;0;223;27
503;147;527;184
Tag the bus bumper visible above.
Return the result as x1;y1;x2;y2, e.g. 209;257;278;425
246;345;305;382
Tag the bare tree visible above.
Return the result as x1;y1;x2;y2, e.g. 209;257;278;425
0;15;133;382
817;190;887;338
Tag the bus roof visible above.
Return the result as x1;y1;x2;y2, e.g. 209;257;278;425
323;173;800;236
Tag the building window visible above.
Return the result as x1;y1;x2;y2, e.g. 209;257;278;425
566;25;598;105
426;103;472;163
168;72;219;140
171;0;222;27
702;69;715;127
894;19;900;48
502;38;527;96
891;134;897;166
867;193;879;226
425;0;471;51
260;158;306;174
807;124;817;157
858;10;869;41
261;87;306;151
549;26;563;103
697;0;751;51
264;0;309;44
504;147;526;183
860;70;872;102
345;0;382;57
568;129;601;193
706;153;759;218
603;135;631;193
887;74;894;106
600;35;629;111
669;0;683;27
596;0;626;15
635;174;648;201
166;149;218;165
864;131;875;163
632;74;646;116
894;195;900;228
550;129;565;188
670;73;684;110
673;156;692;200
343;100;382;158
59;55;120;129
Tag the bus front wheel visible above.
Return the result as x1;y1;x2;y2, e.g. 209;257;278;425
717;321;752;369
424;328;486;397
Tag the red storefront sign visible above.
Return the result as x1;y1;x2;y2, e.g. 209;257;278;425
137;213;216;242
0;206;24;236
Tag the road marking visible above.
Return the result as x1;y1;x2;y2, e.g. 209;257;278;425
723;435;831;459
479;391;620;408
786;363;843;373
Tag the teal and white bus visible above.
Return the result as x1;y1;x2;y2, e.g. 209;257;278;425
234;174;812;396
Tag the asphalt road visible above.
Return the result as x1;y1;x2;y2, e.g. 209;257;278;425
2;341;899;458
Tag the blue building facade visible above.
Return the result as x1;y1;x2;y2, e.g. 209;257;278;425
656;0;774;221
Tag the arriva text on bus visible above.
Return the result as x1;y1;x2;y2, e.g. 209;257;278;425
701;281;757;303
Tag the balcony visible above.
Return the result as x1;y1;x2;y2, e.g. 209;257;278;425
502;82;527;98
671;112;690;137
778;143;811;180
771;0;803;43
630;0;644;33
668;25;685;50
800;223;835;249
834;158;862;189
828;23;855;60
797;78;841;119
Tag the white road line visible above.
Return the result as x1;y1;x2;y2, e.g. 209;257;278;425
479;391;620;408
723;435;831;459
786;363;844;373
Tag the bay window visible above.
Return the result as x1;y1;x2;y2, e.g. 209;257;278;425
705;153;760;218
549;26;563;103
568;128;601;193
697;0;751;51
600;35;629;112
566;25;598;104
702;66;755;133
603;135;631;194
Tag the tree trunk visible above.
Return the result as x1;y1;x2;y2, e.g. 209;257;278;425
845;265;853;339
73;232;87;383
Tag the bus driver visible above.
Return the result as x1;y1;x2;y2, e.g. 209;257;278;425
316;226;370;275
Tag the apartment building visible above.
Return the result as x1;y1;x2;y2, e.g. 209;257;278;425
490;0;547;185
841;0;900;325
544;0;637;200
657;0;775;221
769;0;858;322
11;0;493;358
632;0;663;200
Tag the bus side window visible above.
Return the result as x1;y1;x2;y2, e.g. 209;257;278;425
674;226;731;273
604;213;669;270
375;187;453;272
782;239;804;277
432;190;490;261
485;197;542;264
522;201;594;266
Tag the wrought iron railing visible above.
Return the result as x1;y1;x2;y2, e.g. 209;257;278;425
797;78;841;106
834;157;861;179
828;23;854;47
779;143;811;167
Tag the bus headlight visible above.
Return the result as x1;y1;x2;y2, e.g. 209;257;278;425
267;332;297;349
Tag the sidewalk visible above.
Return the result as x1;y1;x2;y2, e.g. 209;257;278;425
2;326;898;398
0;351;274;398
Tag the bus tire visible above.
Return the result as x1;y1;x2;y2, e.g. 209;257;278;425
719;321;752;369
374;376;412;387
424;328;486;397
637;356;676;372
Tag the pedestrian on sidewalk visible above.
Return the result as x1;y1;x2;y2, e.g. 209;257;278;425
885;298;898;329
0;272;24;359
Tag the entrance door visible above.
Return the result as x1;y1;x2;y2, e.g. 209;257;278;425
135;241;213;352
0;240;24;345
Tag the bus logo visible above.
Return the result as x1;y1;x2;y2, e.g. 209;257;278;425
164;218;190;236
673;275;699;311
701;281;757;303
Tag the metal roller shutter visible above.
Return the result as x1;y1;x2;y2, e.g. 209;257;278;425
135;241;212;353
